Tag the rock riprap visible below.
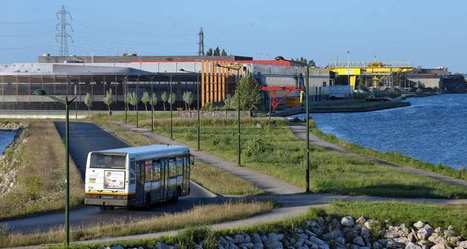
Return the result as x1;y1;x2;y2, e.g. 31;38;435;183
103;215;466;249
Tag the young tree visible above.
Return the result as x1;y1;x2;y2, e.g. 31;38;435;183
150;93;158;131
103;89;113;117
232;73;262;111
141;91;150;111
206;48;213;56
128;91;140;127
161;91;168;111
223;94;233;120
221;49;227;56
84;93;93;117
182;91;193;110
150;92;158;111
168;92;176;107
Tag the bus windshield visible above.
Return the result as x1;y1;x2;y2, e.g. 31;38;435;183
90;153;126;169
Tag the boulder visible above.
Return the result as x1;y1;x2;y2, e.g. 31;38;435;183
405;242;422;249
341;216;355;227
413;221;425;230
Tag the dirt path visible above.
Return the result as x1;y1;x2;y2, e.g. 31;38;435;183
115;121;303;195
289;125;467;188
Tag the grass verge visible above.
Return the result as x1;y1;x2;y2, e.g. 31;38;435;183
0;120;83;220
311;126;467;181
94;113;467;199
45;201;467;249
0;201;272;248
191;162;262;196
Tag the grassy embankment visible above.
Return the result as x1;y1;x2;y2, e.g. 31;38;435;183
95;118;262;196
45;201;467;249
311;126;467;181
0;120;83;220
0;201;272;248
96;113;467;199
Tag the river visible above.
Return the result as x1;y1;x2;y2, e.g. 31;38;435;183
312;94;467;169
0;130;16;155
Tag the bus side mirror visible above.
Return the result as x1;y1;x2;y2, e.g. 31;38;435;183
190;155;195;166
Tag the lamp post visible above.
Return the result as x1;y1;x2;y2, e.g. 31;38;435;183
179;68;201;151
32;89;76;247
216;63;243;167
275;56;311;193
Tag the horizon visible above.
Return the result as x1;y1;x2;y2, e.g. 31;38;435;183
2;0;467;73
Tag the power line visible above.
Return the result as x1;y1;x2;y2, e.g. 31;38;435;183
56;5;73;56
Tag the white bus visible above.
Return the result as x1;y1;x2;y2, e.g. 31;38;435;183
84;144;191;208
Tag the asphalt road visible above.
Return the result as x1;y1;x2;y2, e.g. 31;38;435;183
0;122;215;233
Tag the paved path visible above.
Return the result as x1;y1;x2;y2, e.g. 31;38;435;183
0;122;216;233
290;125;467;188
115;121;303;195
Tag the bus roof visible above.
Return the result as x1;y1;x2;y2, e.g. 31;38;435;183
94;144;190;161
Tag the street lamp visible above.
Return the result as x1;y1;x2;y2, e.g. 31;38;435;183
32;88;76;247
179;68;201;151
275;56;311;193
216;63;243;167
169;74;173;140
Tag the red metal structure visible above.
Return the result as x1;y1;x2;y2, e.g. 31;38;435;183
259;85;303;111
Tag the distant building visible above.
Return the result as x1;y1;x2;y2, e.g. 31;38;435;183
0;55;345;111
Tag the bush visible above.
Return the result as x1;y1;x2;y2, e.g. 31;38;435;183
244;136;270;160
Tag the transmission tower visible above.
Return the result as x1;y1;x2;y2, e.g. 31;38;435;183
56;5;73;56
198;27;204;56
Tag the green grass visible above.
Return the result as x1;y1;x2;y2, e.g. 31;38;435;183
0;120;83;220
92;116;262;196
311;127;467;181
191;162;263;196
325;201;467;238
0;201;272;248
45;201;467;249
94;113;467;199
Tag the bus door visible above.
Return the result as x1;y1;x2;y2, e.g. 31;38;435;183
135;161;145;205
160;159;169;201
182;156;191;195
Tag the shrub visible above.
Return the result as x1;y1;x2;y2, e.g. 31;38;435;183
244;136;270;160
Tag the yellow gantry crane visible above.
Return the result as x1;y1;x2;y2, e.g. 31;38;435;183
329;62;415;89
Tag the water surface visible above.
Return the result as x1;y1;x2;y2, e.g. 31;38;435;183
312;94;467;169
0;130;16;155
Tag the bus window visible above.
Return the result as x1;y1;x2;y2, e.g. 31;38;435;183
144;160;152;182
176;157;184;176
152;160;161;181
169;159;176;178
91;153;126;169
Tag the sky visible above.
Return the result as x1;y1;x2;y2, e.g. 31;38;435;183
1;0;467;73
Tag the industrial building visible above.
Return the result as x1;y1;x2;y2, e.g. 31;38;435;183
0;54;345;112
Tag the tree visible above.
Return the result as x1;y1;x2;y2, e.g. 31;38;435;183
168;92;176;107
214;46;221;56
161;91;168;111
221;49;227;56
182;91;194;110
232;73;262;111
103;89;113;117
141;91;150;111
206;48;213;56
84;93;93;117
127;91;140;127
223;94;233;120
150;92;158;111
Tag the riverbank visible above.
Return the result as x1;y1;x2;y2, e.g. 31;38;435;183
43;201;467;249
273;99;410;116
0;120;83;220
93;113;467;199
